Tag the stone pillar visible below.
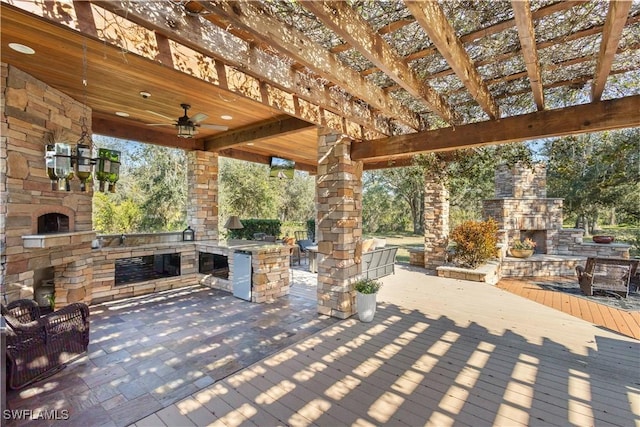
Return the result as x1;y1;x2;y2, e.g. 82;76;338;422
1;63;7;304
54;258;93;308
316;128;362;319
186;150;218;241
424;174;449;270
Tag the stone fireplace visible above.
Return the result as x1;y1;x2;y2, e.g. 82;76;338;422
482;163;563;255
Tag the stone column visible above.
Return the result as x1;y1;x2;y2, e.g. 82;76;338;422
424;174;449;270
316;128;362;319
186;150;218;241
54;258;93;308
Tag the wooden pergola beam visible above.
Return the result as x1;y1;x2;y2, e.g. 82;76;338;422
304;1;457;125
94;1;390;137
405;1;500;120
359;1;586;78
199;1;424;130
592;0;632;101
512;0;544;111
204;117;314;152
351;95;640;161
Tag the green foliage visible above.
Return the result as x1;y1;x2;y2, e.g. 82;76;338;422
219;158;315;222
306;219;315;241
281;221;307;238
510;238;536;250
354;278;382;294
92;192;142;234
228;219;281;240
545;129;640;232
92;136;187;233
449;219;499;269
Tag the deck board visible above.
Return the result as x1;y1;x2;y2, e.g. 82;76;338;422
497;277;639;340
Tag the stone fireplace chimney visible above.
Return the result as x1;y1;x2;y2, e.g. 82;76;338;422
2;64;95;308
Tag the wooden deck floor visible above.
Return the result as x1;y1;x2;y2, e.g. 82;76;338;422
497;277;640;340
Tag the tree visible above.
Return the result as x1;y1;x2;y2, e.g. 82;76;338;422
219;158;315;222
545;129;640;231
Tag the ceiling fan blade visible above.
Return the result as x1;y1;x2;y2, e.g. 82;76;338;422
146;110;177;121
146;123;174;126
200;124;229;131
190;112;209;123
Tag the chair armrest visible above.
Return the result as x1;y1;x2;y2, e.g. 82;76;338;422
5;299;41;322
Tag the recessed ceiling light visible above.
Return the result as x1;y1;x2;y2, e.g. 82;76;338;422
221;115;233;120
9;43;35;55
115;112;130;117
139;91;151;99
247;142;255;146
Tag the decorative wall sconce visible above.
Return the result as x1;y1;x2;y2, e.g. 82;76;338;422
182;225;195;241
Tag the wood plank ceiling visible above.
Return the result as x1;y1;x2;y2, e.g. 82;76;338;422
1;0;639;172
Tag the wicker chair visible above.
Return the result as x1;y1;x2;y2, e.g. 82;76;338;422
2;299;90;389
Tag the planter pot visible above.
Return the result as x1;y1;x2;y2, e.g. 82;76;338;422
356;291;377;322
592;235;615;244
510;248;534;258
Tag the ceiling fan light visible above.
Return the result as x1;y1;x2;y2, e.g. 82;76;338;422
177;124;197;138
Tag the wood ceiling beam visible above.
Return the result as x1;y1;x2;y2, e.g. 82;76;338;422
405;1;500;120
512;0;544;111
592;0;632;101
92;115;205;151
198;1;423;131
92;1;389;138
204;117;315;152
303;1;457;125
352;95;640;161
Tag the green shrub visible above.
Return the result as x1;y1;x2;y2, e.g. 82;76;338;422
228;218;281;239
354;278;382;294
306;219;315;241
449;219;499;268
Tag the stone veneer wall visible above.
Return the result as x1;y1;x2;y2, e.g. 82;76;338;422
1;64;8;303
91;243;197;303
187;150;218;241
424;175;449;270
316;129;362;319
250;246;291;303
1;64;94;307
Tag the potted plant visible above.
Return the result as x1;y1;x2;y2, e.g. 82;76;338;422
510;238;536;258
354;278;382;322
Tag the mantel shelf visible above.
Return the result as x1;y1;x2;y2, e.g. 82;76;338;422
22;231;96;249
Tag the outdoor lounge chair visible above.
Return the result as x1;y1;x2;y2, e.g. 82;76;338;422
2;299;90;389
576;257;639;298
297;239;314;264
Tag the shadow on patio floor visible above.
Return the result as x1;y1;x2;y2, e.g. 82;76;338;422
5;277;334;427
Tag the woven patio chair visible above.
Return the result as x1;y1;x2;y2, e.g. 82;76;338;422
2;299;90;389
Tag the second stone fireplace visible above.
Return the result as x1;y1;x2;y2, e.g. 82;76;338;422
482;163;564;255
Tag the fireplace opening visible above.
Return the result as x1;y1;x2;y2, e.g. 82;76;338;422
115;253;181;286
38;213;70;234
34;267;55;309
520;230;547;254
199;252;229;279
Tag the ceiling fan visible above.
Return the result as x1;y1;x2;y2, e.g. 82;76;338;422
147;103;228;138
